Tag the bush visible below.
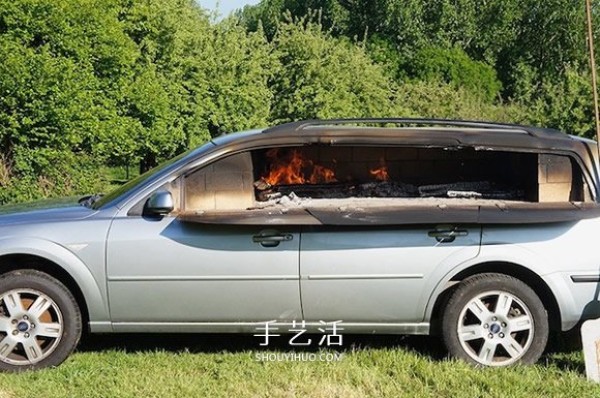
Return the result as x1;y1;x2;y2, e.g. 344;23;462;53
395;81;526;123
405;46;502;102
0;151;111;204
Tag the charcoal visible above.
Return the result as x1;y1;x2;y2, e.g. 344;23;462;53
355;182;418;198
257;182;357;200
256;181;418;201
419;181;492;197
474;189;525;200
419;181;524;200
253;179;271;191
255;180;524;201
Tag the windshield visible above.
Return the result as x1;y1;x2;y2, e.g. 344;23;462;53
92;149;195;209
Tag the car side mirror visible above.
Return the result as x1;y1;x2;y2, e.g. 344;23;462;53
145;191;174;216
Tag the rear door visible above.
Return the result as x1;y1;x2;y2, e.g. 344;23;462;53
299;224;481;323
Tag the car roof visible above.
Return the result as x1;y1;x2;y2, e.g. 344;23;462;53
263;118;569;139
211;118;579;151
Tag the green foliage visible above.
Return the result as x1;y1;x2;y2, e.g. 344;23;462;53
0;0;599;204
512;65;595;137
268;20;395;122
394;81;526;123
199;21;273;142
0;0;275;203
407;46;502;102
240;0;598;138
0;150;108;204
237;0;347;39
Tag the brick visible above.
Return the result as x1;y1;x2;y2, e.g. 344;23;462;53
213;152;253;172
325;147;353;162
538;163;548;183
334;161;361;181
546;161;572;183
185;172;206;192
385;147;419;160
185;192;215;211
242;171;255;191
205;172;245;191
433;160;462;179
539;183;572;202
353;147;385;161
397;160;435;183
417;148;452;160
302;146;321;161
214;191;255;210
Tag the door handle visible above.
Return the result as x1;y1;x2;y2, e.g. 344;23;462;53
253;231;294;247
428;227;468;243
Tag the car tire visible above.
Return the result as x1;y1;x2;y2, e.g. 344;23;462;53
442;273;548;367
0;269;82;371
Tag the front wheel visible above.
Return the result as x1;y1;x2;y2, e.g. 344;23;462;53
442;273;548;367
0;270;82;371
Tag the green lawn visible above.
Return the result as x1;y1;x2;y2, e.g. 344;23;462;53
0;334;597;398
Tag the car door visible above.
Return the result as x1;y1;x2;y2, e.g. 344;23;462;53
105;150;303;327
299;224;481;323
106;215;301;325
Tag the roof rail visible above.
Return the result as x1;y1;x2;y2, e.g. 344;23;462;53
262;118;565;138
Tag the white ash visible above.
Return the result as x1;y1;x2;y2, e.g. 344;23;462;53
249;192;518;211
447;190;483;199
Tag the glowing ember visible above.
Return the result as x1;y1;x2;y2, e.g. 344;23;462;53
263;148;338;185
369;159;390;182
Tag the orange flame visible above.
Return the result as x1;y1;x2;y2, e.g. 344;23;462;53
369;158;390;182
263;148;337;185
309;165;337;184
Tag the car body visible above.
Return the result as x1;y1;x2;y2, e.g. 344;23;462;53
1;118;600;370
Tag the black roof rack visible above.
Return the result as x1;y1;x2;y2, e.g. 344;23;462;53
262;118;566;139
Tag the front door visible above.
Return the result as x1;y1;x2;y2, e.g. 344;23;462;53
106;216;301;325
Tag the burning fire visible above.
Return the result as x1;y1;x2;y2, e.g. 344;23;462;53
309;165;337;184
262;148;338;185
261;149;393;187
369;158;390;182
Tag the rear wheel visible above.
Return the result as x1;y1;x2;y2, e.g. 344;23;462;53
0;270;81;371
442;273;548;367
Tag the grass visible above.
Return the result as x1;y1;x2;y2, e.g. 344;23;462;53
0;334;598;397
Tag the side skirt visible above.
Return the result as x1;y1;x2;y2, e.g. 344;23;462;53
108;322;430;335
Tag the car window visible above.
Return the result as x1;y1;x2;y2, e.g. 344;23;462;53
93;148;195;209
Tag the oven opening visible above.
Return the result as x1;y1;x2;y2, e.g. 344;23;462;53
179;144;591;225
250;146;584;203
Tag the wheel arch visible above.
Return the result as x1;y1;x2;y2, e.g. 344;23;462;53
0;253;90;331
428;261;561;334
0;238;110;331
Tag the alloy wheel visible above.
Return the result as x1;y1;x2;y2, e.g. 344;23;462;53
0;289;64;365
457;290;534;366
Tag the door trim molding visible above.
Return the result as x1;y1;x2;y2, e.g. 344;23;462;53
108;275;300;282
305;274;424;280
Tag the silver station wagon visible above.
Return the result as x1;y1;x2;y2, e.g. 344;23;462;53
1;118;600;371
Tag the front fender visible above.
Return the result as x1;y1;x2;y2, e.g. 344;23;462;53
0;237;110;328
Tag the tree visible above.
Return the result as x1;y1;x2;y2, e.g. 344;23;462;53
268;20;396;122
